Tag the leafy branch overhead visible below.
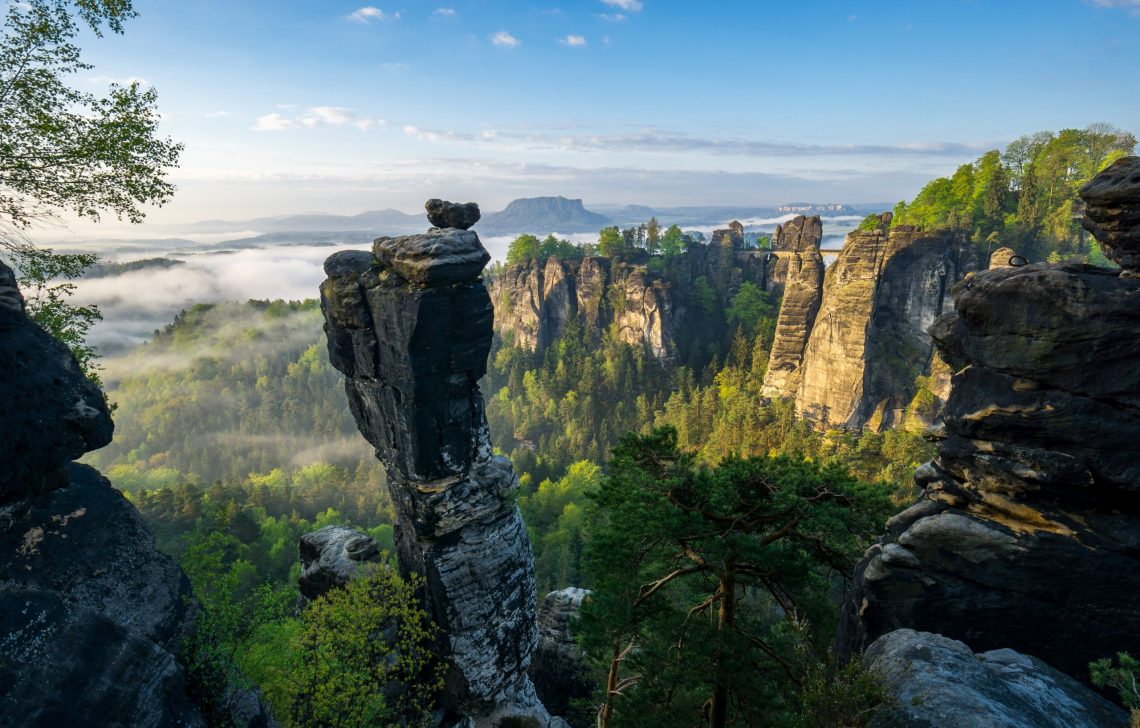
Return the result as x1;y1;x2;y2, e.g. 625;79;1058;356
0;0;182;231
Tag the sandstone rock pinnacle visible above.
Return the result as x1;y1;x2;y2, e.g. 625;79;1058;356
425;198;481;230
321;209;559;725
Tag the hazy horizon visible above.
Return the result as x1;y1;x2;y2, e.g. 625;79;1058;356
36;0;1136;238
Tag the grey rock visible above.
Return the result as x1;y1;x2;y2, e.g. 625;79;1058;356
372;227;491;285
1080;155;1140;271
0;261;113;502
865;629;1127;728
425;199;481;230
530;588;592;723
321;211;556;725
0;464;204;727
838;202;1140;683
298;525;383;602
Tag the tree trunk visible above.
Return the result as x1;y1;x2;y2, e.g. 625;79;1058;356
600;640;623;728
709;566;736;728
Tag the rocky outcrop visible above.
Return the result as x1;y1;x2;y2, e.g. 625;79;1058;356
794;219;976;429
0;261;204;726
488;255;681;360
298;525;383;602
320;204;559;726
1080;155;1140;270
488;238;772;362
426;198;481;230
530;588;592;724
865;630;1127;728
760;216;825;398
836;161;1140;687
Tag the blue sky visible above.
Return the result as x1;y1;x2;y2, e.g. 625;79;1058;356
71;0;1140;225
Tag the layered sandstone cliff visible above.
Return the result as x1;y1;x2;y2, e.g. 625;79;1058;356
760;215;825;398
793;217;977;430
320;203;559;726
836;157;1140;686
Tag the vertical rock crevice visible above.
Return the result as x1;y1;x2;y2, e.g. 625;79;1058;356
320;203;557;726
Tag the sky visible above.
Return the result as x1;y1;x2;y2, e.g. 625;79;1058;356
59;0;1140;229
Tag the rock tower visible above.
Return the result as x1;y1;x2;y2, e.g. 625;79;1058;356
320;201;558;726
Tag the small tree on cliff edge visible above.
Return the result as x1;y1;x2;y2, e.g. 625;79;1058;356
578;427;893;728
0;0;182;377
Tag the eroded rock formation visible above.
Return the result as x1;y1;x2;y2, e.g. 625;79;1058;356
0;261;204;727
488;255;681;360
487;237;772;362
836;157;1140;686
794;218;977;429
865;630;1127;728
760;216;825;398
320;204;558;725
530;588;592;725
298;525;383;603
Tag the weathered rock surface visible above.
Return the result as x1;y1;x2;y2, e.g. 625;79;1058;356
0;464;204;727
372;228;491;285
426;198;481;230
298;525;383;602
761;216;825;398
837;162;1140;687
865;630;1128;728
794;222;975;429
1080;155;1140;271
988;246;1018;269
0;263;113;502
530;588;592;724
488;237;770;362
321;212;559;726
0;260;203;726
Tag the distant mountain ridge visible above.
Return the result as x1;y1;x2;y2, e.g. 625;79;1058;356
478;196;612;235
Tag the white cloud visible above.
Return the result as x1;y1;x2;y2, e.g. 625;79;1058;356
252;107;384;132
597;12;626;21
204;110;230;118
432;7;456;16
560;34;587;46
253;113;293;131
600;0;642;11
348;7;399;23
490;30;520;47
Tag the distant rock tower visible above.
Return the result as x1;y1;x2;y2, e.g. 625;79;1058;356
319;201;562;726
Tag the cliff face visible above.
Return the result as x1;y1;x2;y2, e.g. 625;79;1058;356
488;242;770;362
320;210;558;726
760;216;825;399
0;262;204;727
793;219;976;430
488;255;681;360
835;157;1140;685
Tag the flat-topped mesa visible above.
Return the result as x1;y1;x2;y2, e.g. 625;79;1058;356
1079;155;1140;271
320;201;556;726
760;215;825;399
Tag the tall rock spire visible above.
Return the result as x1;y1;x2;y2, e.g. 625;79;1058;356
320;202;559;726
